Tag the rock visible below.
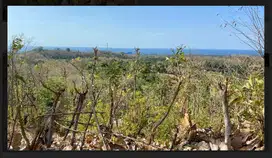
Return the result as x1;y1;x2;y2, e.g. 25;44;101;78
210;138;223;146
230;131;252;150
219;142;228;151
231;136;244;150
183;146;192;151
215;139;223;146
63;145;73;150
197;141;210;151
101;144;109;151
255;146;264;151
75;145;81;150
209;142;219;151
177;140;189;150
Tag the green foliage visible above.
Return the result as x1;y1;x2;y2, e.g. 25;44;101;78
15;74;26;84
119;93;150;136
11;37;24;52
45;76;66;91
204;59;228;72
100;59;124;82
36;87;54;111
8;43;264;148
167;45;186;66
203;57;249;76
229;74;264;140
154;61;168;73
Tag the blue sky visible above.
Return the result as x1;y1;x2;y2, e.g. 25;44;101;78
8;6;264;49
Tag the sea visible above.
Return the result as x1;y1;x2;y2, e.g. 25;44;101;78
15;46;260;56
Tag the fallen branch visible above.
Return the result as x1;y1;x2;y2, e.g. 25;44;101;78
54;120;165;150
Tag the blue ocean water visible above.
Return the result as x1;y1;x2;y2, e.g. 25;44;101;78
16;46;260;56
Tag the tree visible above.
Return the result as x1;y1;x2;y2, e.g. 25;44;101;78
148;46;186;144
218;6;264;58
218;78;232;150
66;48;71;52
8;35;31;149
33;46;44;52
120;52;125;57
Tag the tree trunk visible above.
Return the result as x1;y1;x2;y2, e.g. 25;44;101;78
148;79;183;144
219;78;232;150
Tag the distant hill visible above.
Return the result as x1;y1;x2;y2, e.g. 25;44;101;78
13;48;258;68
16;49;137;63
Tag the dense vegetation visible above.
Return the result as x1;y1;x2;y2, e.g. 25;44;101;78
7;37;264;151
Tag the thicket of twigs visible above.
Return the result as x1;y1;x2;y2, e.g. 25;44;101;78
7;36;264;151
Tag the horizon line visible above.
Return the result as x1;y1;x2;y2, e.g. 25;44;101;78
14;45;257;51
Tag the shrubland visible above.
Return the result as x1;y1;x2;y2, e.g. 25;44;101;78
7;37;264;151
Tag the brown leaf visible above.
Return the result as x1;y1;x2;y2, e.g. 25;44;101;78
11;132;22;150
